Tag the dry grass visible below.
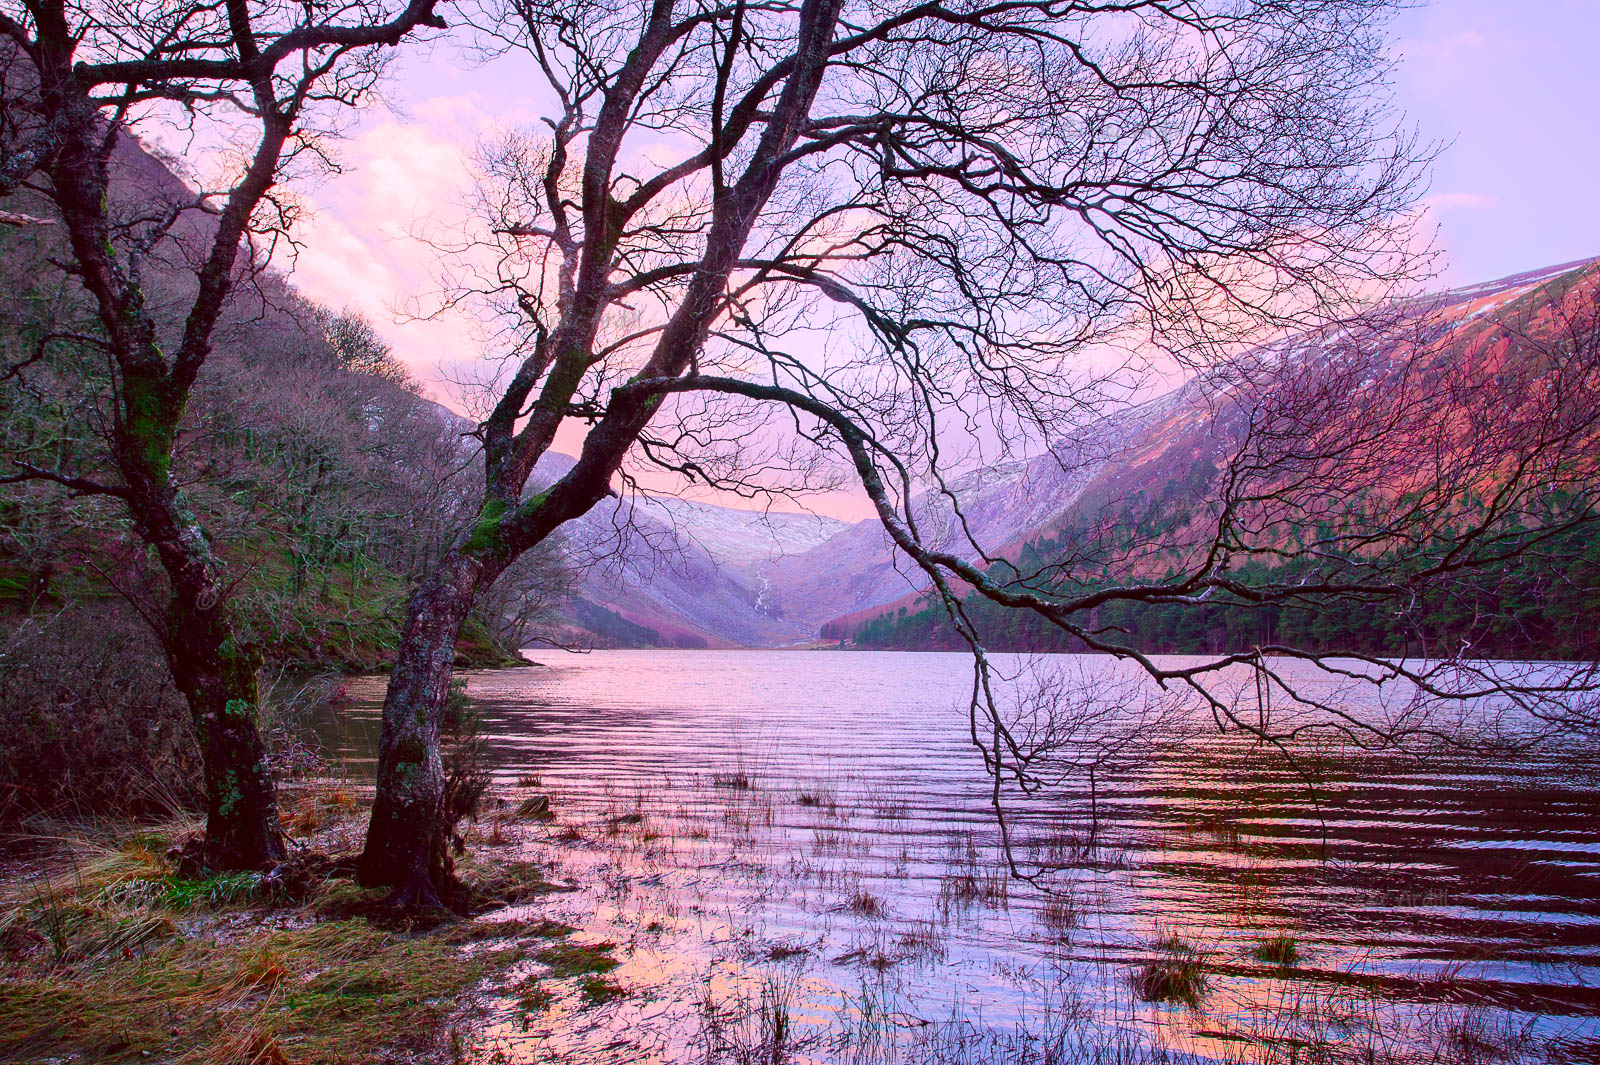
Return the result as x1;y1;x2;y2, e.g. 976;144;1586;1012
0;877;515;1064
0;798;572;1065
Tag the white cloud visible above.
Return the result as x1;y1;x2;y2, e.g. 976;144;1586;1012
285;98;497;406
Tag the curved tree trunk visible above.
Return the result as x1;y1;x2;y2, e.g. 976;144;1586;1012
355;0;846;910
357;551;486;907
17;0;447;877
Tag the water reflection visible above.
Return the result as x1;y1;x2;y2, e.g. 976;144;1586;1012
311;650;1600;1062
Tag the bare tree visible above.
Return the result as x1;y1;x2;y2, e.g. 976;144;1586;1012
351;0;1476;905
0;0;446;868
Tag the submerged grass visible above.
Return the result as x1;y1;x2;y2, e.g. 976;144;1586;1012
1132;956;1209;1009
579;974;629;1007
1133;930;1209;1009
531;938;620;979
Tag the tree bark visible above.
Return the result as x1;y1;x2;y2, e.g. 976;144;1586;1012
357;550;485;907
12;0;449;876
356;0;846;907
116;400;287;869
167;599;285;869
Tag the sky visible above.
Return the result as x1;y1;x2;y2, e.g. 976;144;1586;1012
1389;0;1600;285
276;0;1600;515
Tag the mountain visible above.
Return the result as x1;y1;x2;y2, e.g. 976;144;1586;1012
531;455;845;647
565;494;828;648
592;257;1597;646
629;496;844;580
756;392;1182;632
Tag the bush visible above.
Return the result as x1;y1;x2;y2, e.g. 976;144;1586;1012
0;609;342;827
0;607;201;823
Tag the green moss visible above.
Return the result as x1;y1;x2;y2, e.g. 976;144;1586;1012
216;771;242;817
461;497;510;555
119;374;178;481
216;639;263;691
460;491;551;557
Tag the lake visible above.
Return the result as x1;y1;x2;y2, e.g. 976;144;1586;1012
311;649;1600;1063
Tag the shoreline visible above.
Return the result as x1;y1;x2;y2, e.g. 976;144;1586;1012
6;757;1592;1065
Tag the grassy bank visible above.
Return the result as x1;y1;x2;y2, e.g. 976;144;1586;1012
0;785;573;1065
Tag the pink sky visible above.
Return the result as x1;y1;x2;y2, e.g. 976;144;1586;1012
280;0;1600;519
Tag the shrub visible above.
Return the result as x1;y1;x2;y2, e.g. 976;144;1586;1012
0;608;200;823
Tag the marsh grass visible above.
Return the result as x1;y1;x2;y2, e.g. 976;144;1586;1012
1038;891;1080;938
895;919;948;965
358;744;1572;1065
842;886;887;918
1251;932;1299;968
813;827;851;854
531;938;620;978
697;972;817;1065
795;784;838;811
0;886;515;1064
1133;932;1209;1008
1132;957;1209;1009
101;869;267;909
765;940;809;961
514;973;556;1012
1194;970;1547;1065
579;974;629;1007
937;833;1009;914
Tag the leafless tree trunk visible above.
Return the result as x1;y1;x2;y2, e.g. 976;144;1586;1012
0;0;445;868
355;0;1465;903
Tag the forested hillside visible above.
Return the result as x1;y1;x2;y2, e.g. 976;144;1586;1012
843;262;1600;660
848;515;1600;658
0;134;568;821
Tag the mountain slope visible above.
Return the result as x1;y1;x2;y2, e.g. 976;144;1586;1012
783;256;1599;640
615;258;1595;644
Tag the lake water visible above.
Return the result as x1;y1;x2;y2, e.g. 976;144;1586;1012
312;649;1600;1063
